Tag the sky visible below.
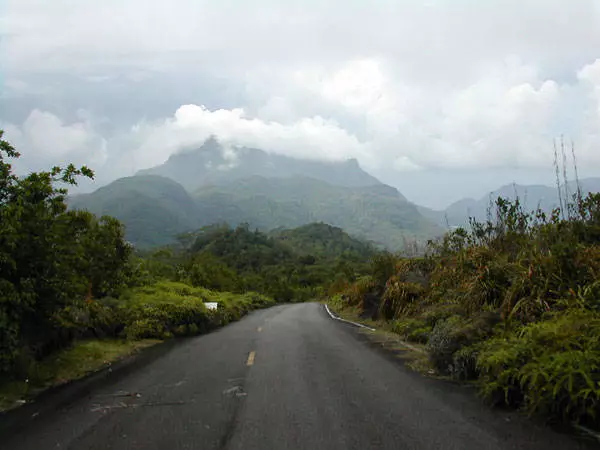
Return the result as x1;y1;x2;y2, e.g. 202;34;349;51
2;0;600;208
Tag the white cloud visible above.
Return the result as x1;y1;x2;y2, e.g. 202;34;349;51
127;104;371;169
3;0;600;204
6;54;600;189
121;55;600;175
2;110;107;174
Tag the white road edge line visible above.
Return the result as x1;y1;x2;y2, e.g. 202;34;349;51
324;304;376;332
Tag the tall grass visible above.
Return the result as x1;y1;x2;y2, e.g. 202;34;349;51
331;189;600;426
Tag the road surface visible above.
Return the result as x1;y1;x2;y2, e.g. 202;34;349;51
1;303;593;449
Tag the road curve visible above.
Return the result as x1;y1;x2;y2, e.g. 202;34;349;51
1;303;592;449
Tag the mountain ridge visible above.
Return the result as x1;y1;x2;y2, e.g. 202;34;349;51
138;137;382;191
69;173;441;249
422;177;600;228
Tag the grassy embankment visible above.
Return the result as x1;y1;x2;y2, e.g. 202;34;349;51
328;194;600;429
0;281;274;412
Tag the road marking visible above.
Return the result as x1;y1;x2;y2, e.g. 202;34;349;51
324;304;376;331
223;386;247;397
257;327;262;332
323;305;424;353
246;351;256;366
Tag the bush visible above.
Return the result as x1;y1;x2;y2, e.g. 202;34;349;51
370;252;399;287
341;276;377;307
427;312;499;377
419;303;464;328
391;318;431;344
125;318;169;340
0;131;137;374
379;281;424;320
477;309;600;425
116;282;274;339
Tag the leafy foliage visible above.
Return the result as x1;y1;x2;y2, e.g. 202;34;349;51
68;175;200;248
177;223;374;302
477;310;600;424
0;130;132;373
116;281;274;339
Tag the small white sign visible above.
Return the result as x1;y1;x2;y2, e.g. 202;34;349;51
204;302;218;310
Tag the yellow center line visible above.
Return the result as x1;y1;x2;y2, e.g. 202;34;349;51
257;327;262;332
247;351;256;366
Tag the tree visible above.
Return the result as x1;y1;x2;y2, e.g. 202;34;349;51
0;130;131;373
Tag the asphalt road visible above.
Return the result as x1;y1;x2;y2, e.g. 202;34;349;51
1;303;593;450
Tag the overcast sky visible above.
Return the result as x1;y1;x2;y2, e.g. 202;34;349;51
2;0;600;208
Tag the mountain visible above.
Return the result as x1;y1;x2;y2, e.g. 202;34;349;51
137;137;381;190
192;176;441;249
69;174;441;250
68;175;199;248
70;138;443;249
425;178;600;228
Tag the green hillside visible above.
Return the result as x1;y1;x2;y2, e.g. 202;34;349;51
70;175;441;250
178;222;375;301
68;175;199;248
425;177;600;228
193;176;442;249
271;223;377;262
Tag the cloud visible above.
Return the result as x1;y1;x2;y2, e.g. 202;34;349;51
128;58;597;174
2;0;600;205
122;54;600;176
2;110;107;173
5;56;600;188
127;104;371;169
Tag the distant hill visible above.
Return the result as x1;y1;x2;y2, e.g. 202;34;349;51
270;223;377;262
137;137;381;191
182;222;376;301
68;175;199;248
69;174;441;250
70;137;443;249
192;176;441;249
188;223;374;269
424;178;600;228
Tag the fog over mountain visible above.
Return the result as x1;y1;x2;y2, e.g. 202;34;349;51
70;139;441;249
3;1;600;208
420;177;600;228
138;137;381;191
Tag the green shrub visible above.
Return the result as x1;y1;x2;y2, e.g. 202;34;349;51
451;345;479;381
125;318;170;340
419;303;464;328
379;281;424;320
370;252;399;286
427;311;499;377
477;309;600;424
341;276;377;307
391;318;431;344
114;282;274;340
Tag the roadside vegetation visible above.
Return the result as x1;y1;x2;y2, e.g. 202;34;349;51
0;339;159;411
0;129;372;410
330;186;600;428
8;120;599;432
